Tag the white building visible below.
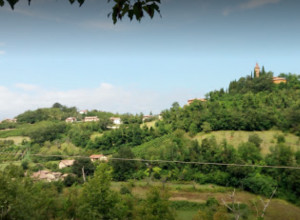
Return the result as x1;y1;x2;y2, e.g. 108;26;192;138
84;116;99;122
110;117;122;125
65;117;77;123
79;110;88;114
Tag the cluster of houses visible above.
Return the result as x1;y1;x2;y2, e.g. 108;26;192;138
65;110;158;126
65;109;123;125
32;154;108;182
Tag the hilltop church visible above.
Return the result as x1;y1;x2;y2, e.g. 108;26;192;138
254;63;287;84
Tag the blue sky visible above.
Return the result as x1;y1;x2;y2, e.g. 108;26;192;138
0;0;300;119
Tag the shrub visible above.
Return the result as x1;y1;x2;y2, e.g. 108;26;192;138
201;122;212;133
248;134;262;148
243;173;277;196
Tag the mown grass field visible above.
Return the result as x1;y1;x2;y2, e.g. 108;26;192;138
193;130;300;155
90;132;103;140
141;120;157;128
111;180;300;220
0;136;30;145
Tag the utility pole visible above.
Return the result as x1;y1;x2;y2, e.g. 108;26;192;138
82;166;86;182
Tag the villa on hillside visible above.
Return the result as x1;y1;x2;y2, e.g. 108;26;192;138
110;117;122;125
65;117;77;123
79;110;88;114
272;77;287;84
187;98;207;105
84;116;99;122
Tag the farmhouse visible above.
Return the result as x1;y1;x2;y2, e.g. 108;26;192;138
89;154;108;162
59;159;75;169
65;117;77;123
84;116;99;122
32;170;63;182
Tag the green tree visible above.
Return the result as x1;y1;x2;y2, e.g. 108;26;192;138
78;163;125;219
201;122;212;133
238;142;262;164
138;187;175;220
72;158;95;178
111;147;138;181
23;121;66;144
248;133;263;148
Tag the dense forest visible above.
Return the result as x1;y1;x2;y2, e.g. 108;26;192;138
0;70;300;219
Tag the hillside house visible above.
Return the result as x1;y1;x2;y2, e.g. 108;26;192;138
110;117;122;125
59;159;75;169
79;110;88;114
65;117;77;123
1;118;17;123
142;115;153;122
90;154;108;162
84;116;99;122
187;98;207;105
32;170;63;182
272;77;287;84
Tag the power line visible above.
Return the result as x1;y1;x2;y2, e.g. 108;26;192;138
1;152;300;170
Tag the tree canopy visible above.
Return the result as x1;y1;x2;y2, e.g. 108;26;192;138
0;0;161;24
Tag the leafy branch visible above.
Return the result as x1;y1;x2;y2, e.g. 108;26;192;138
0;0;161;24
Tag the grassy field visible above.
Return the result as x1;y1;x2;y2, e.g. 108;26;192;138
38;142;84;156
111;180;300;220
90;132;103;140
0;136;30;145
141;120;157;128
0;161;21;171
193;130;300;155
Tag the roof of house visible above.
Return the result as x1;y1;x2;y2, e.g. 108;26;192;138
85;116;99;119
90;154;104;159
110;117;121;120
66;117;76;120
60;160;75;166
272;77;286;81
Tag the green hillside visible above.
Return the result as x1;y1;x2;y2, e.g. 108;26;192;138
193;130;300;155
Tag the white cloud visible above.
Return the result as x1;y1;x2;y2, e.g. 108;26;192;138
15;83;39;91
0;50;5;55
223;0;281;15
0;83;196;120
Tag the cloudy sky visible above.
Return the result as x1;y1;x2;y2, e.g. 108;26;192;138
0;0;300;119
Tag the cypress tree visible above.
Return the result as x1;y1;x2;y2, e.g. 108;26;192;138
262;66;266;75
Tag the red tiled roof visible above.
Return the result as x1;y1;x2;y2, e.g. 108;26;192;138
90;154;104;159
